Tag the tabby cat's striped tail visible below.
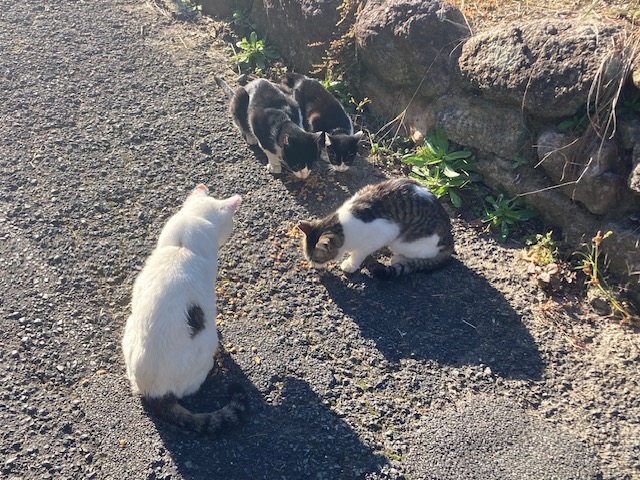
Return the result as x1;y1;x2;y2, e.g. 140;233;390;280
372;248;454;281
144;383;248;436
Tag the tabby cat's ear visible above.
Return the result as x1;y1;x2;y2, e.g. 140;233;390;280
316;235;332;251
324;133;332;147
297;221;313;237
283;134;289;146
315;132;326;147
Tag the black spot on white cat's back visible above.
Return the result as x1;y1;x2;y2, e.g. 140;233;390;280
187;304;205;338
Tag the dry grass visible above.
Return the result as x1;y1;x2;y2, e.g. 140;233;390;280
458;0;640;32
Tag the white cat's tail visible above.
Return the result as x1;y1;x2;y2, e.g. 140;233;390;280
214;76;236;99
372;248;454;281
144;383;248;436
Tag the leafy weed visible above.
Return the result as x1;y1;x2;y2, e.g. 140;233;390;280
401;127;475;207
481;193;537;243
232;31;280;72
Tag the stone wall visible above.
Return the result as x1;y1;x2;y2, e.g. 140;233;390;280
200;0;640;283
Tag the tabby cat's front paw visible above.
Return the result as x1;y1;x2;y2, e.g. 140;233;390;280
267;163;282;174
340;258;359;273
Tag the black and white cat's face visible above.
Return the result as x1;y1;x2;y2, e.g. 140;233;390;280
297;220;344;266
324;131;363;172
282;131;324;180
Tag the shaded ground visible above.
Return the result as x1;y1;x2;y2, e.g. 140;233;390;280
0;1;638;479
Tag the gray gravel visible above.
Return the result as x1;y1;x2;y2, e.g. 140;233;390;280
1;1;639;479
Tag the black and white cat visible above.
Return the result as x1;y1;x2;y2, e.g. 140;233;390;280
121;184;247;435
281;73;363;172
226;77;324;180
298;178;454;280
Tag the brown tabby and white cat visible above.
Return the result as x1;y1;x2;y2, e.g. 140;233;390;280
280;73;363;172
298;178;454;280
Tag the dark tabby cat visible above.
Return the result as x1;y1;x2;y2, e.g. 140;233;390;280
280;73;363;172
298;178;454;280
226;77;324;180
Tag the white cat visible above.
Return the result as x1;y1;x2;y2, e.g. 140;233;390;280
121;184;247;435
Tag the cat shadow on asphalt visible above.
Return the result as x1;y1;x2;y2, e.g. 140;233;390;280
317;257;544;381
151;356;387;479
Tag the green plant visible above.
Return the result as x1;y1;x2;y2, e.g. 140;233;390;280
232;32;279;72
401;127;475;207
481;194;537;242
617;88;640;118
522;232;576;289
575;231;639;324
511;156;529;169
175;0;200;18
321;75;350;107
231;7;256;31
368;139;399;167
384;451;403;462
576;231;612;288
524;232;558;266
557;113;590;133
369;140;394;158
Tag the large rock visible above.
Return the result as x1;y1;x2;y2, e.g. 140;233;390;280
251;0;342;73
436;95;531;160
536;130;627;215
630;144;640;194
633;61;640;89
476;151;598;233
458;20;623;118
618;118;640;150
476;152;640;282
355;0;469;99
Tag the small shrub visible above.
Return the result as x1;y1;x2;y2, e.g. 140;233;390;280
522;232;576;289
231;7;256;31
232;32;280;72
481;194;537;243
511;156;529;169
575;231;639;325
525;232;558;266
321;75;350;108
401;127;475;207
557;112;589;134
367;135;405;168
175;0;200;18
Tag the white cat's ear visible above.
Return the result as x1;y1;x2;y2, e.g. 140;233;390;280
297;221;313;237
223;194;242;214
324;133;331;147
354;131;364;141
188;184;209;199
